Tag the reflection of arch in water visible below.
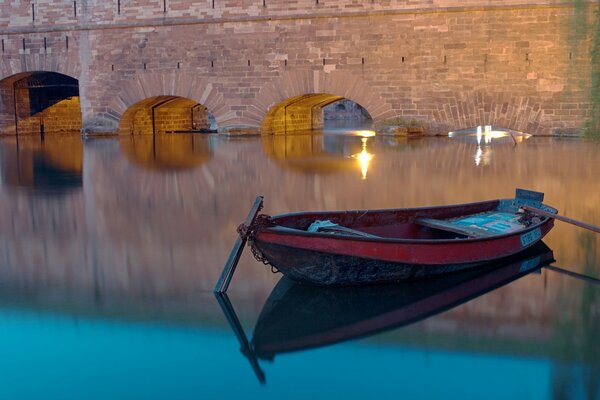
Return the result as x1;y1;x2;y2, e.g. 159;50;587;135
0;72;81;136
262;134;375;178
262;94;373;135
119;134;215;171
119;96;217;135
0;136;83;193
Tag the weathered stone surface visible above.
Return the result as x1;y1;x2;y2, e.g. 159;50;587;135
0;1;597;135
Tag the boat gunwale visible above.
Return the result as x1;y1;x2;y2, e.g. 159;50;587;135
259;198;557;245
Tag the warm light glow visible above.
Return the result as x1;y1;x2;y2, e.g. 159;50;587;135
351;137;374;180
450;126;532;145
353;130;377;138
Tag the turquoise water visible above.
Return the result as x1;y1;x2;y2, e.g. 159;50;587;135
0;308;555;400
0;133;598;399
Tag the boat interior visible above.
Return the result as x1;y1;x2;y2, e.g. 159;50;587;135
270;198;550;241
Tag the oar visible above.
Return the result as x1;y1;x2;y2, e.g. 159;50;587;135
214;293;266;384
214;196;264;294
522;205;600;234
544;265;600;286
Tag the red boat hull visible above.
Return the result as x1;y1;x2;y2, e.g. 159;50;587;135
251;198;556;285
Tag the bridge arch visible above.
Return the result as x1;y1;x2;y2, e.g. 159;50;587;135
0;71;82;135
427;91;546;135
262;94;373;134
103;73;228;134
119;95;217;135
0;58;80;83
246;71;395;134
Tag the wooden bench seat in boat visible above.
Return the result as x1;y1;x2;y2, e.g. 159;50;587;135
416;210;527;239
415;217;497;238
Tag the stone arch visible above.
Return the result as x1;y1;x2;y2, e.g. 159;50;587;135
428;91;545;135
244;70;395;131
0;71;82;135
0;57;80;83
104;73;228;133
118;96;217;135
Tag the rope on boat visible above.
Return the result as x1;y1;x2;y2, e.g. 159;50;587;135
237;214;280;273
517;209;543;227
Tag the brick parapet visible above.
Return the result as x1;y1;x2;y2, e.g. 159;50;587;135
0;1;593;34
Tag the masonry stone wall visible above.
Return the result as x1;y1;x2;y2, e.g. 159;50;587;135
0;0;581;29
0;1;597;135
131;108;153;134
15;95;82;135
192;106;210;130
154;105;194;133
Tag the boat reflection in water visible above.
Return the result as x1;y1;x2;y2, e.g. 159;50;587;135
448;125;532;167
217;242;554;383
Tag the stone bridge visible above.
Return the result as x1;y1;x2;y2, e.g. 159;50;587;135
0;0;597;135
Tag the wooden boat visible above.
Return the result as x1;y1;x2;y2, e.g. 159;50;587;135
247;189;556;285
251;242;554;359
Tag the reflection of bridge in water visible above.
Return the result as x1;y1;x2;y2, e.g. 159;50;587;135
262;133;375;178
119;134;216;171
0;136;83;194
0;136;597;340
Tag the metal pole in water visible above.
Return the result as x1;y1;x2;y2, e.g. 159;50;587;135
214;196;264;294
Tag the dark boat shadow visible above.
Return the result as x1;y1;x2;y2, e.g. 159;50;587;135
215;242;555;384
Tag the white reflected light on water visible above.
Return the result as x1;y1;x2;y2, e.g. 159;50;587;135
351;137;374;180
449;126;532;166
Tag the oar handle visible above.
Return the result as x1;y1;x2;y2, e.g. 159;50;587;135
214;196;265;293
523;205;600;234
545;265;600;286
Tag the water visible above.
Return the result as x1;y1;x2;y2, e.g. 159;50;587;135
0;132;598;399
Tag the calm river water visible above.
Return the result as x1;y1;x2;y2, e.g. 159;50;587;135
0;131;598;399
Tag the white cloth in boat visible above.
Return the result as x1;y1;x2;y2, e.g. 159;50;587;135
307;220;381;238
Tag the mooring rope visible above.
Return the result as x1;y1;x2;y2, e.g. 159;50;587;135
237;214;279;272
